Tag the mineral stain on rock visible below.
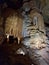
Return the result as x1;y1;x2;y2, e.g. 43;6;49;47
0;0;49;65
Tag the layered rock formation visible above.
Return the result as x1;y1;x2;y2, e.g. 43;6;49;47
0;0;49;65
20;1;49;65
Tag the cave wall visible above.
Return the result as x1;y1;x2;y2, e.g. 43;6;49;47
0;16;5;44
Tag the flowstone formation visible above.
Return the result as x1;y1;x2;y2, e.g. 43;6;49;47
22;14;45;48
17;1;49;65
22;1;47;50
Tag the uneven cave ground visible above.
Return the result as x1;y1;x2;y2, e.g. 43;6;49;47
0;40;34;65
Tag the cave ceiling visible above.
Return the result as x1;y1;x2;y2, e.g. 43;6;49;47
0;0;49;24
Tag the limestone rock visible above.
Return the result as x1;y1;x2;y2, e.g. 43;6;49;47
23;2;31;12
5;12;23;38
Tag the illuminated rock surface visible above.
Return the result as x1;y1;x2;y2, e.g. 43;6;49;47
0;0;49;65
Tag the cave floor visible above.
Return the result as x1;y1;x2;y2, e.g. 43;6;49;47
0;42;49;65
0;42;33;65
